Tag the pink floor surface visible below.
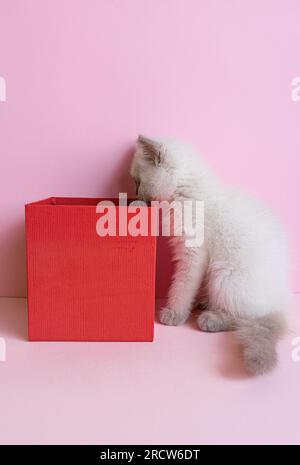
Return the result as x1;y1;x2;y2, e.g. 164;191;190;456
0;297;299;445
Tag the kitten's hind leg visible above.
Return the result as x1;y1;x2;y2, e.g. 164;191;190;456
197;310;235;332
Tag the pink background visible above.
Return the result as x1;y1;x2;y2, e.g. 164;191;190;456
0;0;300;297
1;297;300;445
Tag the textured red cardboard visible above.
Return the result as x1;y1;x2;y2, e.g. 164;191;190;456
25;197;156;341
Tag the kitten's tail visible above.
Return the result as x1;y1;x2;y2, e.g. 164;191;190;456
235;312;287;375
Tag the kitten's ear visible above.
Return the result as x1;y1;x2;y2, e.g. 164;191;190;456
137;135;163;166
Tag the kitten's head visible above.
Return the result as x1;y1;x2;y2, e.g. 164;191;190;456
130;135;190;201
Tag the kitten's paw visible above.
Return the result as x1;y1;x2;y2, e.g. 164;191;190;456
197;311;232;332
159;307;188;326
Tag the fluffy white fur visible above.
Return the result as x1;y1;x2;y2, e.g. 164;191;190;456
130;135;291;375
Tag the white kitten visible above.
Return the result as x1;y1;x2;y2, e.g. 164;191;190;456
130;135;291;375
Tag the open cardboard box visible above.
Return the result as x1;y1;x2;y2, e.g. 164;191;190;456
25;197;156;341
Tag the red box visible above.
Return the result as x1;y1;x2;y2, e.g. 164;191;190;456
25;197;156;341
